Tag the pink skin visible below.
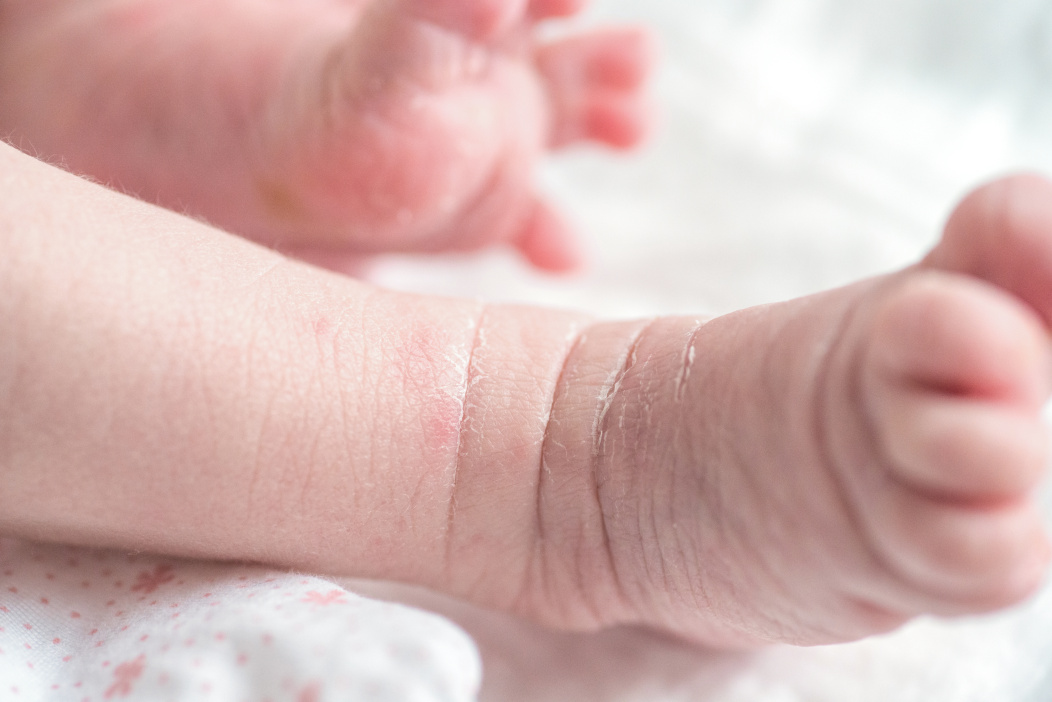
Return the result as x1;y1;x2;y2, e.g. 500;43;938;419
0;0;652;272
1;137;1051;646
0;0;1050;648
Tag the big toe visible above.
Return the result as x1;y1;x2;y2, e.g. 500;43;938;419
927;173;1052;324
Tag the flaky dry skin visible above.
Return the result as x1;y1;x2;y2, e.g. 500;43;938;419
0;0;651;271
1;0;1050;649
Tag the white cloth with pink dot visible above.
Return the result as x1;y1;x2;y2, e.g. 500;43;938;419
0;539;480;701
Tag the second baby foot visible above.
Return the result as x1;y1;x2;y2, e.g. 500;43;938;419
263;0;651;271
0;0;652;270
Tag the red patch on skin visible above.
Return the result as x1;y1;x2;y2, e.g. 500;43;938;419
313;315;333;339
401;325;441;386
423;393;463;455
400;322;466;457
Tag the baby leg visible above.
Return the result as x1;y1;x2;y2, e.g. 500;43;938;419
4;140;1051;647
0;138;592;599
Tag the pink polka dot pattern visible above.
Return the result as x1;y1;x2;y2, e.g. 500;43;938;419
0;539;480;701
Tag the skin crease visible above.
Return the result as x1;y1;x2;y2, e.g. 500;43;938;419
1;0;1052;649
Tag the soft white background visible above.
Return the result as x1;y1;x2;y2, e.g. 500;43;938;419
366;0;1052;700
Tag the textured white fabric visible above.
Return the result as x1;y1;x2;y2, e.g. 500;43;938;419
0;540;480;701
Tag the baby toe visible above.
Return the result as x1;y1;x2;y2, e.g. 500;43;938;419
863;272;1052;500
537;28;654;148
536;29;654;92
875;396;1048;502
868;488;1050;614
512;199;585;272
928;174;1052;325
868;271;1052;407
551;90;651;148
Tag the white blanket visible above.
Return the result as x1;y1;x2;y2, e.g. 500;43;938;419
5;0;1052;699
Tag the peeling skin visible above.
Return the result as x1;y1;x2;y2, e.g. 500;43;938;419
593;321;651;460
675;319;708;402
445;304;487;538
438;302;595;609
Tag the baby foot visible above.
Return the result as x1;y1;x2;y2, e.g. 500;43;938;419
840;176;1052;621
0;0;650;271
257;0;651;271
549;176;1052;646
